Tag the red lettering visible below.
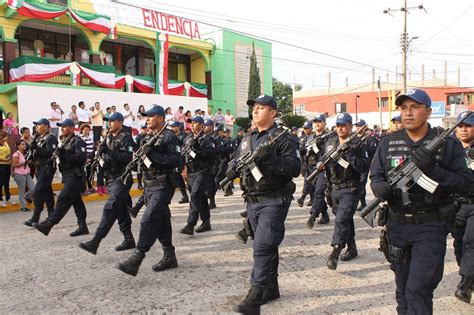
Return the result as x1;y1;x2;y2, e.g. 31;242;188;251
142;8;200;39
151;10;160;30
193;22;201;40
160;13;169;31
168;15;175;33
175;16;183;35
183;20;191;37
142;9;153;28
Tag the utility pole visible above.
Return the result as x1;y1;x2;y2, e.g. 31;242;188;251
377;77;383;129
384;2;425;93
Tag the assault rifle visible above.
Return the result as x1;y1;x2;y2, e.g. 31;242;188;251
181;127;204;160
219;129;289;188
306;125;368;183
25;132;42;168
88;129;109;184
120;123;168;184
304;130;335;156
360;111;473;228
49;135;74;172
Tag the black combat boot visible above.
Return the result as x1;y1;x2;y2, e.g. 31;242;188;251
236;228;250;244
224;185;233;196
180;224;194;235
455;276;473;303
129;198;145;218
340;239;358;261
296;194;306;207
47;208;54;219
115;230;136;251
117;249;145;277
327;245;343;270
240;210;248;218
232;286;264;314
306;213;317;229
317;211;330;224
357;199;367;212
307;198;313;207
178;191;189;204
24;212;40;227
78;236;102;254
33;220;54;236
69;220;89;237
195;220;211;233
262;278;280;303
152;246;178;272
209;196;217;209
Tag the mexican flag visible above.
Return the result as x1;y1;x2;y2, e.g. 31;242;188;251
157;33;169;95
189;82;208;98
133;77;155;94
168;80;185;96
9;56;72;82
77;63;115;88
9;0;67;19
69;10;112;35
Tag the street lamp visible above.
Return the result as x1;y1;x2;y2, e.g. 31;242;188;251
355;94;360;121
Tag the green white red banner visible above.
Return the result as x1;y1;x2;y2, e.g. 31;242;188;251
157;33;169;95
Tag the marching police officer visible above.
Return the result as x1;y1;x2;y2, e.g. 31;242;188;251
306;114;332;227
353;119;379;211
117;105;181;276
391;115;402;132
297;120;316;208
79;112;136;254
226;95;300;314
223;128;237;196
322;113;369;270
23;118;58;227
180;115;216;235
370;89;472;313
453;111;474;303
32;119;89;236
204;119;219;209
171;121;189;204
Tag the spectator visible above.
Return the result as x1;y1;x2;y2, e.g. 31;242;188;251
135;105;146;132
165;107;174;123
68;105;79;126
184;110;192;132
104;107;111;129
224;109;235;135
91;102;104;143
174;106;185;129
77;101;90;127
111;105;117;113
0;131;14;207
122;103;135;133
205;108;213;120
20;127;32;145
11;140;35;211
80;124;96;195
3;112;19;136
48;102;63;137
213;108;225;126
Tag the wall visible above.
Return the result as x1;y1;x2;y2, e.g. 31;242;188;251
191;57;205;84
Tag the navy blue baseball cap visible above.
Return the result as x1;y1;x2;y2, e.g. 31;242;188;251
237;127;244;131
391;115;401;122
33;118;50;126
57;119;75;127
395;88;432;108
108;112;124;122
170;121;180;127
141;123;148;129
291;126;298;131
247;94;277;109
204;119;214;126
335;112;353;125
354;119;366;127
215;125;224;132
142;104;165;117
457;111;474;125
313;114;326;122
303;120;313;129
187;115;204;124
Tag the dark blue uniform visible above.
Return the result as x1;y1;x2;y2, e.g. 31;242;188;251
175;130;189;203
297;133;316;206
358;133;378;209
370;127;471;314
33;135;88;236
24;132;58;226
232;124;300;291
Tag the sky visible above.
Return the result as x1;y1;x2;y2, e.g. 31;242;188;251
91;0;474;90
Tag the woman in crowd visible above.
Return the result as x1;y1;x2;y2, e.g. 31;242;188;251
69;105;79;126
3;112;19;136
184;110;192;132
165;107;174;123
0;131;14;207
11;140;35;212
80;124;96;195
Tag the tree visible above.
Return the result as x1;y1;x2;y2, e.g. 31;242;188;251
279;113;307;129
272;77;294;115
247;42;261;116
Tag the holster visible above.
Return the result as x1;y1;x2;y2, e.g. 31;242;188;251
379;225;411;264
377;204;389;227
243;219;254;240
438;202;459;224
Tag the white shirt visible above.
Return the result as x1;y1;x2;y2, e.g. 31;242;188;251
77;107;90;123
122;109;134;127
165;113;174;123
48;108;62;126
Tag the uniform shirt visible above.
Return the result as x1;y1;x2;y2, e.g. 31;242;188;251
183;132;215;172
103;129;134;175
33;132;58;164
59;135;88;170
143;129;181;180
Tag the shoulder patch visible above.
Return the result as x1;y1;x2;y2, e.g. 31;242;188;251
81;147;86;152
128;146;133;152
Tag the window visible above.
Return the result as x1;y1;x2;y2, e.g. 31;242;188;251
101;42;139;75
335;103;347;113
377;97;389;108
294;104;305;115
447;94;463;105
168;53;190;81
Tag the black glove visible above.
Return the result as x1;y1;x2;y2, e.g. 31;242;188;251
191;140;200;151
30;141;38;150
97;143;108;155
411;147;435;173
252;143;273;161
226;167;238;180
316;137;324;147
371;182;393;202
142;145;152;155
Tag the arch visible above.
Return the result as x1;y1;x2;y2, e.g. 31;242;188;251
168;43;210;71
98;35;157;59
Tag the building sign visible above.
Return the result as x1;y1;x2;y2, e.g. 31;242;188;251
431;101;446;117
142;9;201;40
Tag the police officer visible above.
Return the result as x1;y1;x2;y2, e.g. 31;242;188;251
171;121;189;204
453;111;474;303
369;89;472;313
353;119;379;211
236;127;246;147
204;119;219;209
391;115;402;132
135;123;148;190
322;113;369;270
227;95;300;314
307;114;332;227
23;118;58;227
79;112;136;254
297;120;316;208
180;115;215;235
32;119;89;236
223;128;237;196
117;105;181;277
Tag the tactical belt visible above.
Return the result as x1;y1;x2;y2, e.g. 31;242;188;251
389;210;441;224
144;178;167;189
456;197;474;205
388;244;412;264
332;181;358;191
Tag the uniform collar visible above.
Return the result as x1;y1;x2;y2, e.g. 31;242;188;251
251;123;277;137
